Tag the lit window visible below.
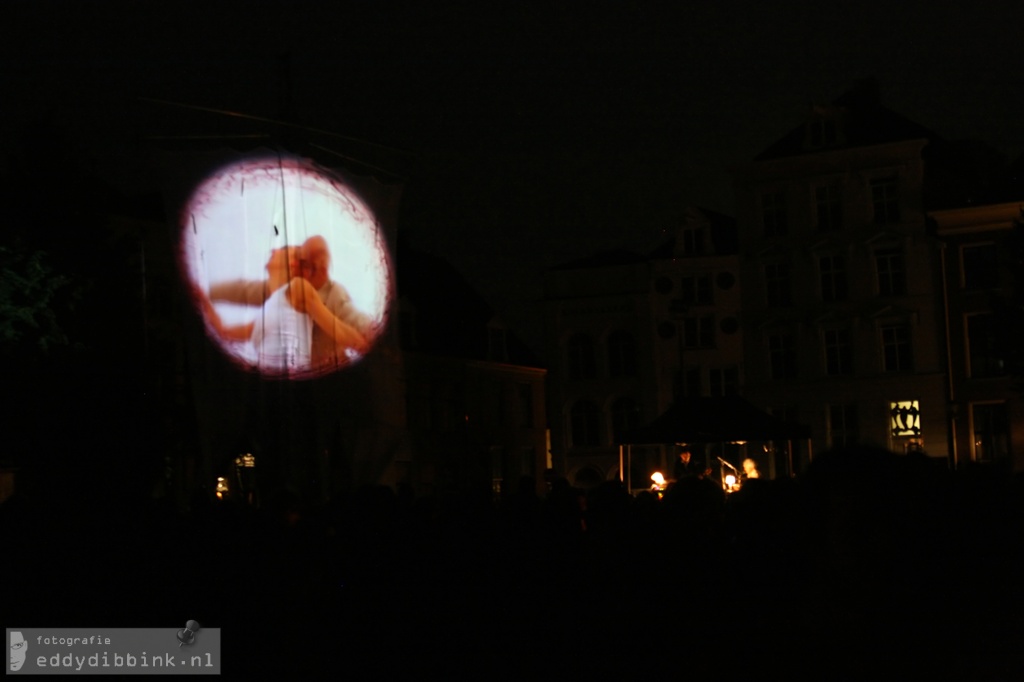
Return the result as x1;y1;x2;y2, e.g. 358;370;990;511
889;400;921;437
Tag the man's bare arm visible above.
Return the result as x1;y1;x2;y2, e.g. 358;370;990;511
208;280;269;306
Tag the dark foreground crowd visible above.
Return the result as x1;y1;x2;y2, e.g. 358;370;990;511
4;445;1024;679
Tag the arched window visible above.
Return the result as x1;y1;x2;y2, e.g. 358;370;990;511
607;331;637;378
570;400;602;447
567;333;597;381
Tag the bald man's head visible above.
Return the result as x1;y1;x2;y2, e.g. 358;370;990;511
300;236;331;289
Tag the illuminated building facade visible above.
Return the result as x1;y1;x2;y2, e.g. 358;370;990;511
930;201;1024;471
542;207;743;488
732;80;952;463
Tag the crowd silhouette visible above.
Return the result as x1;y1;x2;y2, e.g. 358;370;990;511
3;445;1023;678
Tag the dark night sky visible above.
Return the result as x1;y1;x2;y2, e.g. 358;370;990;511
4;0;1023;353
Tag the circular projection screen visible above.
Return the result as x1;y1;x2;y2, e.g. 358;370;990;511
180;155;392;379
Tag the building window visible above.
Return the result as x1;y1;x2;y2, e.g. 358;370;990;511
674;367;702;400
881;325;913;372
829;404;860;447
875;248;907;296
768;334;798;380
961;243;999;290
683;316;715;349
762;191;787;237
568;333;597;381
680;274;713;306
870;177;900;224
809;117;838;148
765;262;792;307
889;400;921;437
819;254;848;302
823;328;852;375
570;401;602;447
815;184;843;231
972;402;1009;464
611;397;641;443
518;383;534;427
681;228;705;255
607;330;638;378
709;366;739;396
967;313;1006;378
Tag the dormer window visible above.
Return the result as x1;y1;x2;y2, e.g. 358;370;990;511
680;226;705;255
809;117;837;148
805;106;843;150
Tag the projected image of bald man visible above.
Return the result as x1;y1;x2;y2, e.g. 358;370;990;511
208;235;378;371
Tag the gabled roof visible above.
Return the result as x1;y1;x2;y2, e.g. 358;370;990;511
649;206;738;258
550;249;649;271
755;78;941;161
396;242;543;368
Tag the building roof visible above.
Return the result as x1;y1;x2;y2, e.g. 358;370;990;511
648;206;738;258
754;78;941;161
616;396;811;445
549;249;649;271
396;242;543;368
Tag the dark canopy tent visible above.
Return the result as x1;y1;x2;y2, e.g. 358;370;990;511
617;396;811;445
615;396;812;487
